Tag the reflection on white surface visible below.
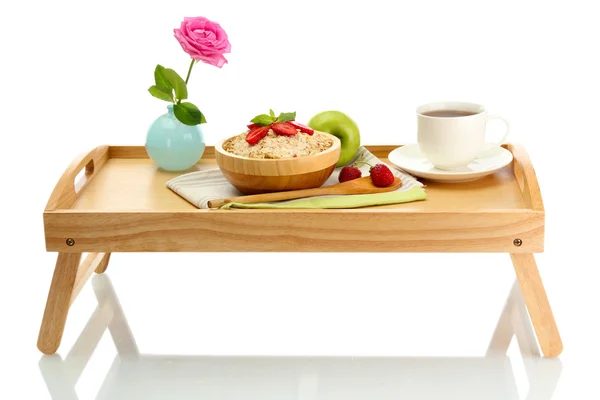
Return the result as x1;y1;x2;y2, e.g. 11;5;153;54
39;275;562;400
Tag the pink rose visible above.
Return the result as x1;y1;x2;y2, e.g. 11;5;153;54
174;17;231;68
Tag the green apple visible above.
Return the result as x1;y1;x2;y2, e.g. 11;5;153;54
308;111;361;167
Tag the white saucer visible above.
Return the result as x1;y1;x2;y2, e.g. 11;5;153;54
387;144;514;183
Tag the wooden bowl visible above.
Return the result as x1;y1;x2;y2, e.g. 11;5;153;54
215;131;341;194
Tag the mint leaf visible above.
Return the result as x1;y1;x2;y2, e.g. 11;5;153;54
251;114;275;126
164;68;188;100
173;102;202;125
148;85;174;102
269;109;275;118
278;111;296;123
154;65;172;90
200;110;207;124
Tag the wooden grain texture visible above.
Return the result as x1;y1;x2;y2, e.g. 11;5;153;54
69;153;526;211
220;164;337;195
511;253;562;357
109;145;215;159
44;144;543;253
208;176;402;208
38;253;81;354
38;253;110;354
46;145;110;211
94;252;111;274
44;209;544;253
72;158;209;210
506;143;544;211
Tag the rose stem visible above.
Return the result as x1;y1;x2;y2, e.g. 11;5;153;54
177;59;196;105
184;59;195;84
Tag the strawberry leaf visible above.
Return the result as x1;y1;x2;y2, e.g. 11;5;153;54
277;111;296;123
251;114;276;126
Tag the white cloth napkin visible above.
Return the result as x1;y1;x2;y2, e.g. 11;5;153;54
166;146;423;209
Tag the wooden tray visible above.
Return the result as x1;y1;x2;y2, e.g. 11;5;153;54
38;143;561;358
43;144;544;254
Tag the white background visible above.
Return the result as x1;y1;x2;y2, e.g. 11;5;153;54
1;0;599;398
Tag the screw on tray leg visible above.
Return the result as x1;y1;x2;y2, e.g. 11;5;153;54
513;238;522;247
66;238;75;247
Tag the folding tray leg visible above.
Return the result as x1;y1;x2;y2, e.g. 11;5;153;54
37;252;112;354
94;253;111;274
510;253;563;358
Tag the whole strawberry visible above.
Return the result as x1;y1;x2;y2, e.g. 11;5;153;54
338;165;362;183
369;164;395;187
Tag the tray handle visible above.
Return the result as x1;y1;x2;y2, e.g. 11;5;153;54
506;143;544;211
45;145;110;211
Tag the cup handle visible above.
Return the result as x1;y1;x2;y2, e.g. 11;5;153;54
482;115;510;154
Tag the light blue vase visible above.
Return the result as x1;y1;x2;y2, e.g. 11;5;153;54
145;105;205;171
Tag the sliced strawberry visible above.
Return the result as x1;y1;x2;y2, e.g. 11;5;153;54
247;123;260;129
245;126;270;145
271;122;298;136
287;120;314;135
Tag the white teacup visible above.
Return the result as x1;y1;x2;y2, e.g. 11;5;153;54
417;101;509;170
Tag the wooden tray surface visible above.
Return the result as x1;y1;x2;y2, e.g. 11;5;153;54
43;144;544;253
71;147;526;212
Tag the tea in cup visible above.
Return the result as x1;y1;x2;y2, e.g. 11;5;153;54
417;101;509;170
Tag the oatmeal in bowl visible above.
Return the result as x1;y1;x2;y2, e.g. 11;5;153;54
215;109;341;194
223;129;334;159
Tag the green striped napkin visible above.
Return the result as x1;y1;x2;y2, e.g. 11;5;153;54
220;186;426;209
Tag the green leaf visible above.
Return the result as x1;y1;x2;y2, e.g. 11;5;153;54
173;102;202;126
251;114;276;126
148;85;174;102
164;68;188;100
154;65;172;90
277;111;296;123
199;111;207;124
269;109;275;118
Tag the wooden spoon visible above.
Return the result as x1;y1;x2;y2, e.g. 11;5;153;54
208;176;402;208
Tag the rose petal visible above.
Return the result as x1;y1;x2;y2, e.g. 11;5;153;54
174;31;202;58
222;40;231;53
187;19;207;33
201;54;228;68
186;39;219;54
